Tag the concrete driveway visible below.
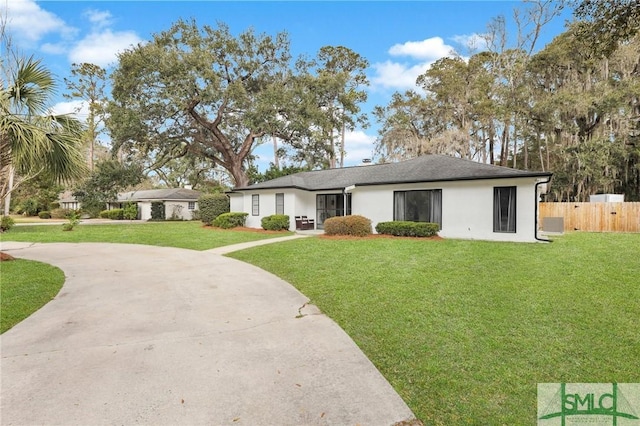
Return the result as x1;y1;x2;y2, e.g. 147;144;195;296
0;242;415;425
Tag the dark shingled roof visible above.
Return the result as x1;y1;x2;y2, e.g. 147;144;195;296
117;188;201;202
234;155;552;191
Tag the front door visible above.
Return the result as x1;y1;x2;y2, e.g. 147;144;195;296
316;193;351;229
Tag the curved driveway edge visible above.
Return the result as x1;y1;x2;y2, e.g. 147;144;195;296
0;242;415;425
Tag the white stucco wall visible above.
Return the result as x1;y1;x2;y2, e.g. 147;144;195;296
233;176;546;242
352;177;542;242
229;193;244;213
243;190;293;230
234;189;315;231
164;201;197;220
139;202;152;221
136;200;197;220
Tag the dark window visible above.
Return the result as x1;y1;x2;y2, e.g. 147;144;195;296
188;201;195;210
393;189;442;229
275;193;284;215
316;193;352;229
493;186;516;233
252;194;259;216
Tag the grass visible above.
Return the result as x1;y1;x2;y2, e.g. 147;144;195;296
0;221;290;250
0;221;289;333
229;233;640;424
1;259;65;333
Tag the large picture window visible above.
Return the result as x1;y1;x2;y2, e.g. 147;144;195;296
252;194;259;216
393;189;442;229
493;186;516;233
275;193;284;214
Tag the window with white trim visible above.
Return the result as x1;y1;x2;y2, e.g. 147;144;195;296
252;194;259;216
275;193;284;215
188;201;195;210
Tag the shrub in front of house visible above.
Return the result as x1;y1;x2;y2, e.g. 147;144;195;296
50;208;73;219
375;221;439;237
261;214;290;231
1;215;15;232
100;209;125;220
212;212;248;229
38;211;51;219
17;198;40;216
199;194;230;225
324;215;372;237
123;203;138;220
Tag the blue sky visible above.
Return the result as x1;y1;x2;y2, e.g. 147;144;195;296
5;0;572;170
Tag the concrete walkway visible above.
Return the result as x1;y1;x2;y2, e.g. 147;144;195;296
0;241;416;425
206;234;311;255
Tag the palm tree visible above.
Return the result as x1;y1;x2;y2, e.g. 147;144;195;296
1;54;87;215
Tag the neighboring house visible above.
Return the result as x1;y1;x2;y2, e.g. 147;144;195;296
109;188;201;221
229;155;553;242
58;191;80;210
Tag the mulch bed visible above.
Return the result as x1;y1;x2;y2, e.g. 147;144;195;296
0;252;15;261
201;224;443;240
202;225;291;235
319;234;443;241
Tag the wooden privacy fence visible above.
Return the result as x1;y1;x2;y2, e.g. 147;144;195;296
539;202;640;233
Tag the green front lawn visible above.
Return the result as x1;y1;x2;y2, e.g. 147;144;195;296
229;233;640;424
1;259;65;333
1;221;290;250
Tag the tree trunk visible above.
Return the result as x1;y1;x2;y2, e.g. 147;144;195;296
329;128;336;168
522;124;528;170
273;135;279;170
500;123;509;166
229;161;249;188
512;122;518;169
339;120;345;168
2;165;14;216
489;121;495;165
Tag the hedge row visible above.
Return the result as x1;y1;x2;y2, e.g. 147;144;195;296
50;208;75;219
100;209;124;220
199;194;230;225
213;212;248;229
261;214;290;231
375;221;439;237
324;215;372;237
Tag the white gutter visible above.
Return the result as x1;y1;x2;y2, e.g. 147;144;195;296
343;185;356;216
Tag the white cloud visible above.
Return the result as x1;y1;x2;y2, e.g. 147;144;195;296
49;100;88;117
69;29;142;67
5;1;142;68
343;130;376;166
84;9;113;29
4;0;76;44
451;33;489;51
371;37;459;91
40;42;68;55
371;60;437;91
388;37;455;60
